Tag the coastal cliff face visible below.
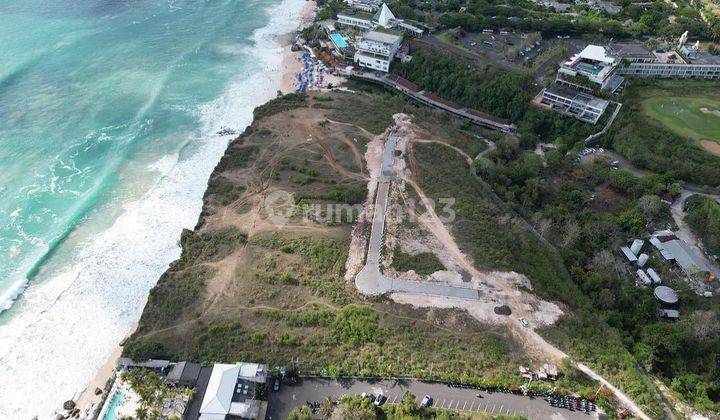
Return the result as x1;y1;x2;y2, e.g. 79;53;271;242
120;88;539;384
117;87;672;417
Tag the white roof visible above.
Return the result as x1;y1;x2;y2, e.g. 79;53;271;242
651;232;711;273
200;363;240;415
646;268;662;284
373;3;396;27
621;246;638;262
199;415;227;420
579;45;615;64
631;239;644;254
238;362;267;382
654;286;679;304
229;401;260;418
637;269;651;285
363;30;402;45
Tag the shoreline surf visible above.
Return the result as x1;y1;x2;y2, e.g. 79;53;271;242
0;0;313;417
72;3;317;417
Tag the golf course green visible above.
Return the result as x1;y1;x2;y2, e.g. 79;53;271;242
641;95;720;155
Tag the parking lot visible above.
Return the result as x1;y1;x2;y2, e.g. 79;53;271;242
267;378;600;419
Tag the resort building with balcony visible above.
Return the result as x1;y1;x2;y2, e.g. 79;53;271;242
537;86;609;124
609;41;720;80
354;30;403;72
558;45;625;93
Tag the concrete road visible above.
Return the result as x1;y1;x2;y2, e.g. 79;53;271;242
267;378;598;420
354;136;479;300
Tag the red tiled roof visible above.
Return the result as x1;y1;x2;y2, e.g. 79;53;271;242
394;77;420;92
422;91;460;109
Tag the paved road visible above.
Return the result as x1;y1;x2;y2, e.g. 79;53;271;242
354;136;480;300
267;378;599;420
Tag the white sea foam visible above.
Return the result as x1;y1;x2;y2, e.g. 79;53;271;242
0;0;306;417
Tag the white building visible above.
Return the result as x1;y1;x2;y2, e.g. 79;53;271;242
199;362;269;420
373;3;396;28
538;86;609;124
354;30;403;72
558;45;625;92
337;10;374;30
338;3;424;35
650;230;716;276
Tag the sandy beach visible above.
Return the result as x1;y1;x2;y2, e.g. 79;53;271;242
73;340;123;418
281;44;304;94
280;1;317;93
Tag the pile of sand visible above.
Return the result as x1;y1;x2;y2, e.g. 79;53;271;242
700;139;720;157
699;107;720;117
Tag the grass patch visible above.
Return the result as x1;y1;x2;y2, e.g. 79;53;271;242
392;246;445;276
253;93;307;120
640;95;720;144
605;81;720;186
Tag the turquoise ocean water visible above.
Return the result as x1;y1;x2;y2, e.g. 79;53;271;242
0;0;305;416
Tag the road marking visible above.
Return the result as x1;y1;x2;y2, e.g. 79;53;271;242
462;401;467;411
484;403;488;412
456;400;461;410
469;402;474;411
391;395;397;404
499;405;504;413
448;399;453;409
492;404;496;412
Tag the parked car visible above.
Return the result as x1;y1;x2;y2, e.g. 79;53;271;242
421;395;433;407
273;378;280;392
519;317;529;328
374;392;386;406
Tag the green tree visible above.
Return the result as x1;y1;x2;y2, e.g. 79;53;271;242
288;405;313;420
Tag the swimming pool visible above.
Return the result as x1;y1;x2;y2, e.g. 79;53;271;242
577;63;602;75
102;391;126;420
329;33;348;49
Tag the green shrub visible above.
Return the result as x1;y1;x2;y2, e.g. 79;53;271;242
392;246;445;276
333;305;380;345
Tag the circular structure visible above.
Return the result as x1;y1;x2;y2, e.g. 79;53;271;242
654;286;679;304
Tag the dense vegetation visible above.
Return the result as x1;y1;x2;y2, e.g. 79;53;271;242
414;142;576;306
120;369;193;420
395;50;597;146
396;51;532;121
474;130;720;413
684;194;720;257
386;0;711;40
